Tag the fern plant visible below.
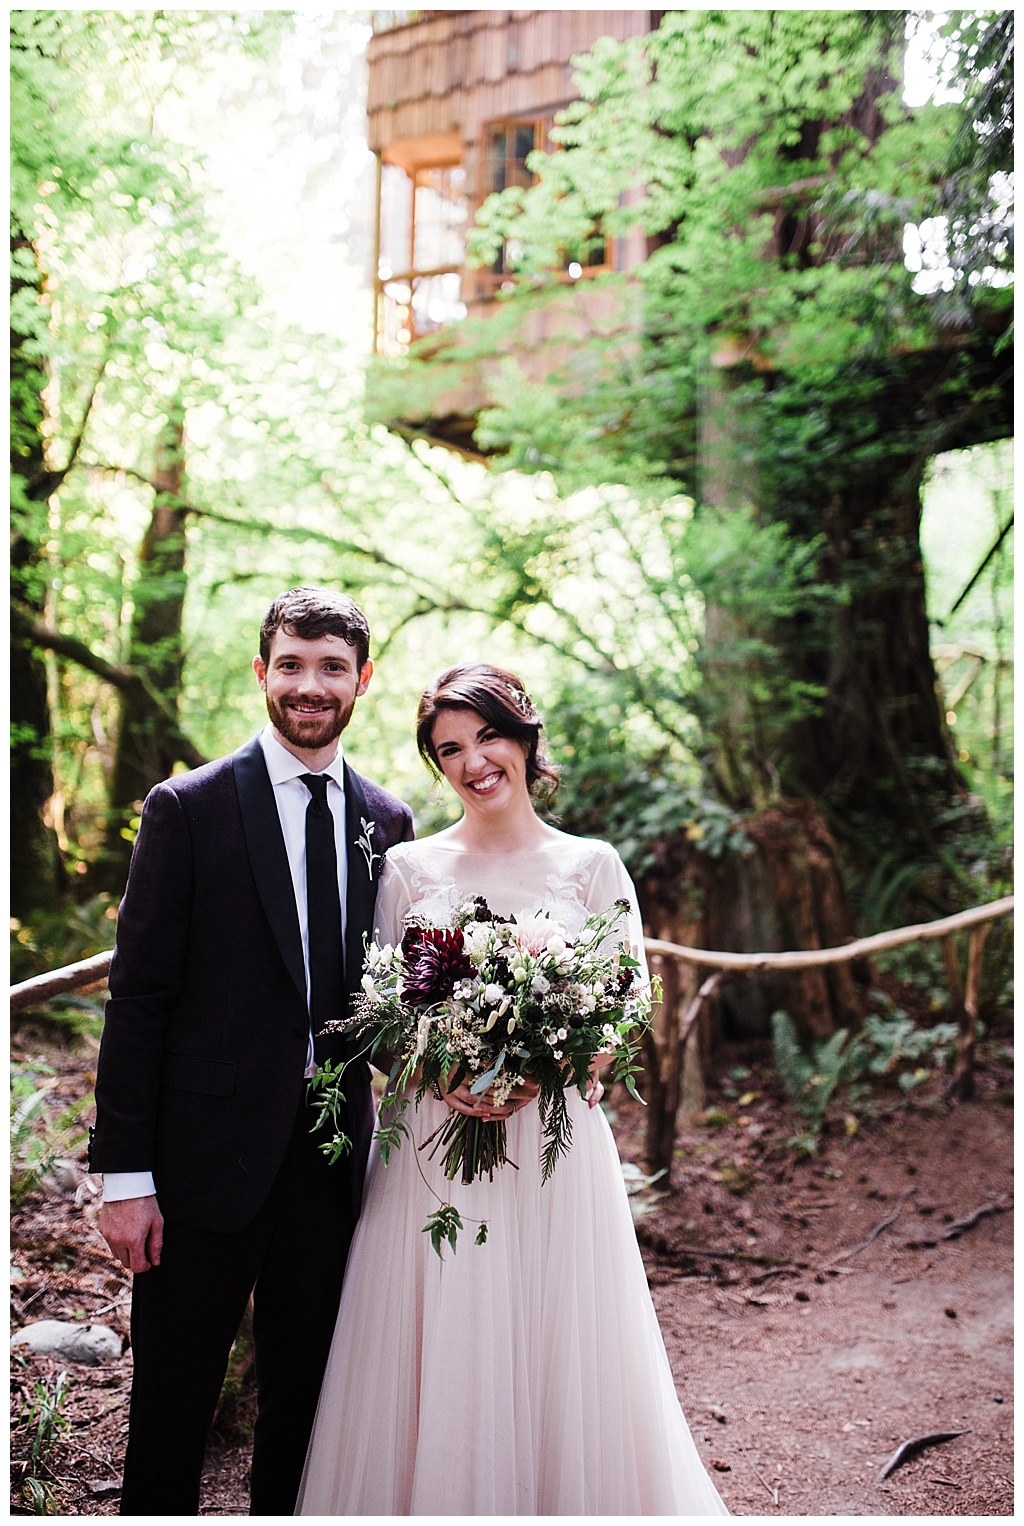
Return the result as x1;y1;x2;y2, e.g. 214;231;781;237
10;1064;92;1208
771;1002;964;1150
770;1011;850;1152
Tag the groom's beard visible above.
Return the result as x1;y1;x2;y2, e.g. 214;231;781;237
265;691;355;751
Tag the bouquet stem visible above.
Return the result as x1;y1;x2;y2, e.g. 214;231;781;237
421;1109;511;1183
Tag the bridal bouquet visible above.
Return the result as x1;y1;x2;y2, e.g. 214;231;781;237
313;897;654;1247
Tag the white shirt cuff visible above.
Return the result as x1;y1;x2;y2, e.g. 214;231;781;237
102;1171;157;1202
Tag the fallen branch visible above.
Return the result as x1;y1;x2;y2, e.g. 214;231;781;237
942;1196;1011;1241
635;1228;793;1269
735;1437;779;1505
879;1430;970;1481
818;1187;916;1270
63;1437;122;1478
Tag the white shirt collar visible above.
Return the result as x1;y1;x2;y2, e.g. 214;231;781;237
259;724;345;788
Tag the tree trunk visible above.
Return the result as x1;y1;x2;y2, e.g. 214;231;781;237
773;331;1011;846
101;406;189;886
10;577;65;917
691;25;1012;859
637;800;867;1166
703;801;868;1047
785;449;960;846
10;231;64;917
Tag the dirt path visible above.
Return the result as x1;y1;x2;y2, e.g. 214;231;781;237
620;1061;1013;1517
11;1034;1013;1516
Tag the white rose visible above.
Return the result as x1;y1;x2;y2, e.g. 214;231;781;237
484;983;504;1005
546;935;566;958
531;974;550;996
461;924;490;963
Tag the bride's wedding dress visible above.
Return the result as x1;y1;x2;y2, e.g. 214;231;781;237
296;833;728;1516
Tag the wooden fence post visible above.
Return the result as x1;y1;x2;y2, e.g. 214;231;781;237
642;953;684;1177
946;923;992;1102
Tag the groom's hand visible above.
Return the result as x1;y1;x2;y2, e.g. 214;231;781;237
98;1195;165;1274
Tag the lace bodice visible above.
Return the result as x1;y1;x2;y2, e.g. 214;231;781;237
374;831;648;976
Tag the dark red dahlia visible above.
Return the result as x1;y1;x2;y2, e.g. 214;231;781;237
401;926;475;1006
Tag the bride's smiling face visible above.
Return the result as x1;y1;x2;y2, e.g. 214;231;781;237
431;708;531;814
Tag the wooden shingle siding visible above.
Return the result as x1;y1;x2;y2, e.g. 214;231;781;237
369;10;656;377
367;10;654;154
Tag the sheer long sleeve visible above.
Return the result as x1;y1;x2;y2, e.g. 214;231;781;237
584;843;650;985
373;851;415;947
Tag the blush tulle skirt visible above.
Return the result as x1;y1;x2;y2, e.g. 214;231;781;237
296;1088;729;1515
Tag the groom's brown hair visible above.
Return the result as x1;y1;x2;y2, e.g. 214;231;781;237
259;586;371;670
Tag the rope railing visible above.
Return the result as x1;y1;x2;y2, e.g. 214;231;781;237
10;896;1012;1014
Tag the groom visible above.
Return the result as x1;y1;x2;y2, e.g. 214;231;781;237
89;586;414;1515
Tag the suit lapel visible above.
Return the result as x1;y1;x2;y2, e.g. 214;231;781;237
233;736;308;1009
344;764;378;995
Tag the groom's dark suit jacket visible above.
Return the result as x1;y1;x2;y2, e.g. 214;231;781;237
89;735;414;1233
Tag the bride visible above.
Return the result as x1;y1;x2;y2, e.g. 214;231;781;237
296;664;728;1516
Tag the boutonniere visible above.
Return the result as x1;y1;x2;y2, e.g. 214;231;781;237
355;817;380;879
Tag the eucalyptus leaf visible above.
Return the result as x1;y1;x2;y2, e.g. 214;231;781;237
470;1049;506;1094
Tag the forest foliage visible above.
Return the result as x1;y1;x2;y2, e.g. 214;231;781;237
9;11;1013;1019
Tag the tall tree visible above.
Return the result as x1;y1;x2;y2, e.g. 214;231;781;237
102;406;189;874
10;11;98;914
449;10;1012;859
9;11;285;894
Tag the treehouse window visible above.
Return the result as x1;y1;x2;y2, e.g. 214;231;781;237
376;157;468;356
485;120;542;196
480;118;609;291
481;120;544;287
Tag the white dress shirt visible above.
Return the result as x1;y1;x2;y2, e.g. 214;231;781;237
102;727;348;1203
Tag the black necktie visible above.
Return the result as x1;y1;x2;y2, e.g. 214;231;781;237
300;774;344;1061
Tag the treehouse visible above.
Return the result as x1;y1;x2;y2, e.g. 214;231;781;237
366;8;657;452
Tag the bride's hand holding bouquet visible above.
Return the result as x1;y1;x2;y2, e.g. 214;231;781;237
312;894;657;1250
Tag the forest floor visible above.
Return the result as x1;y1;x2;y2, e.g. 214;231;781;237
10;1023;1013;1518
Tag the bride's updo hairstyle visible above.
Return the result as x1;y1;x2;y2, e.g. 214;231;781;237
416;664;560;801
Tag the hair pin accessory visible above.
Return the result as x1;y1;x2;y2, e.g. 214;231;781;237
506;683;537;719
